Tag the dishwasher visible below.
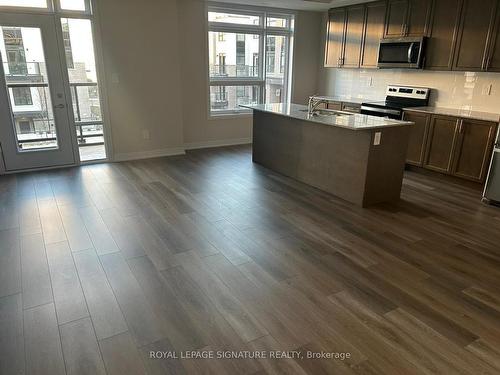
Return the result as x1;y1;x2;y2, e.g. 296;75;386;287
483;127;500;204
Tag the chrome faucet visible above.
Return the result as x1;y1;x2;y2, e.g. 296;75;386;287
307;95;328;115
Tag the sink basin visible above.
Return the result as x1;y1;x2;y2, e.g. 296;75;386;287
299;109;353;117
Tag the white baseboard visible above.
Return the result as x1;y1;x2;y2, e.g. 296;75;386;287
113;147;186;162
184;137;252;150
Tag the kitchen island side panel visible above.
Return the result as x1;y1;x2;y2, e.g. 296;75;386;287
363;126;411;206
252;111;372;206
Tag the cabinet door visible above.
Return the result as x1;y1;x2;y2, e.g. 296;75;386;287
486;4;500;71
424;115;459;173
343;5;366;67
403;111;431;166
453;0;497;71
406;0;432;36
452;120;497;182
385;0;408;37
325;9;346;67
425;0;463;70
361;1;387;68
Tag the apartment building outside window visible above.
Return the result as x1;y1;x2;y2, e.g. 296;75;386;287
207;6;294;115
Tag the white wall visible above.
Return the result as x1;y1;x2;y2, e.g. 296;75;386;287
96;0;185;160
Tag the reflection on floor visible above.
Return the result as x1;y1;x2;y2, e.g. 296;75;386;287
79;144;106;162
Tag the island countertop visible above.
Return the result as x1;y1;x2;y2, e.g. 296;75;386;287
242;103;412;130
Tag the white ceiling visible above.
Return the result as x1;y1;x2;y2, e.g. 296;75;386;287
206;0;369;12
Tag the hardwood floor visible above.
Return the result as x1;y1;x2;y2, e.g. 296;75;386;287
1;144;500;374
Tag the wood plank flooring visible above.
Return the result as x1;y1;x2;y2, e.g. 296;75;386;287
1;144;500;374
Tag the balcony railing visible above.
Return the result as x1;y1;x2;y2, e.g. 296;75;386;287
210;64;259;78
3;62;43;82
3;73;104;148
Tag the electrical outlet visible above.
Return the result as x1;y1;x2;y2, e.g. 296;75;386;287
142;129;150;140
373;132;381;146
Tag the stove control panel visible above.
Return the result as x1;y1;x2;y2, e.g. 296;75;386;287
386;85;430;100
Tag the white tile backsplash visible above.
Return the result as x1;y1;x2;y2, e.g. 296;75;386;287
319;68;500;113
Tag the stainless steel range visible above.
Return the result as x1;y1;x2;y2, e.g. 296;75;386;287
361;85;430;120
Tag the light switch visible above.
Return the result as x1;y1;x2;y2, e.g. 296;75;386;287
374;132;381;146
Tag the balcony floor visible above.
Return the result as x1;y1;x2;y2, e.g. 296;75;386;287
79;144;106;162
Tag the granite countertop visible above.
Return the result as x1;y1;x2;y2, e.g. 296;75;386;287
404;106;500;123
242;103;412;130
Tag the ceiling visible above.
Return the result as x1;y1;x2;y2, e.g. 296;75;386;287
206;0;369;11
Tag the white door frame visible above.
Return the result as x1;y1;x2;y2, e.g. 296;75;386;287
0;0;113;173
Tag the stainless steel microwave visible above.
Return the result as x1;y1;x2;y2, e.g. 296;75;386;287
377;37;426;69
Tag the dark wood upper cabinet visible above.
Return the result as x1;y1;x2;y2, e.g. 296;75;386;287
406;0;432;37
360;1;387;68
385;0;407;37
486;4;500;71
452;119;497;182
343;5;366;67
453;0;498;71
424;115;459;173
403;111;431;166
325;8;346;67
425;0;463;70
384;0;431;38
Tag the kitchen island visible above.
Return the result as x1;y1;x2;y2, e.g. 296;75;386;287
243;103;413;207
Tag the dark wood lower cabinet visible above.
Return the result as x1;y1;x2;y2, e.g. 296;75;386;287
424;115;459;173
404;111;498;183
403;111;430;166
452;119;497;182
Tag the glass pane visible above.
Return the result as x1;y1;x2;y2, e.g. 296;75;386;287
210;85;260;113
0;0;47;7
61;18;106;161
267;17;289;28
208;12;261;26
1;26;58;150
209;32;260;78
60;0;86;11
265;35;288;104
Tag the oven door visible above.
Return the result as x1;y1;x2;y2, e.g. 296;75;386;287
360;106;402;120
378;37;425;69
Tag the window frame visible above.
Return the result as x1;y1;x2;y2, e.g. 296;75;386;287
0;0;92;16
207;4;295;117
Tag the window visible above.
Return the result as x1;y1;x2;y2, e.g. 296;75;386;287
0;0;47;7
61;19;75;69
12;87;33;106
207;7;294;115
18;120;33;134
266;36;275;73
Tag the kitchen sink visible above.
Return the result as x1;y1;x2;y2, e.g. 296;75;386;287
300;108;353;117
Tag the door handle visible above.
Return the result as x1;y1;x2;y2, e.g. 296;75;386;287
54;103;66;109
408;42;415;63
